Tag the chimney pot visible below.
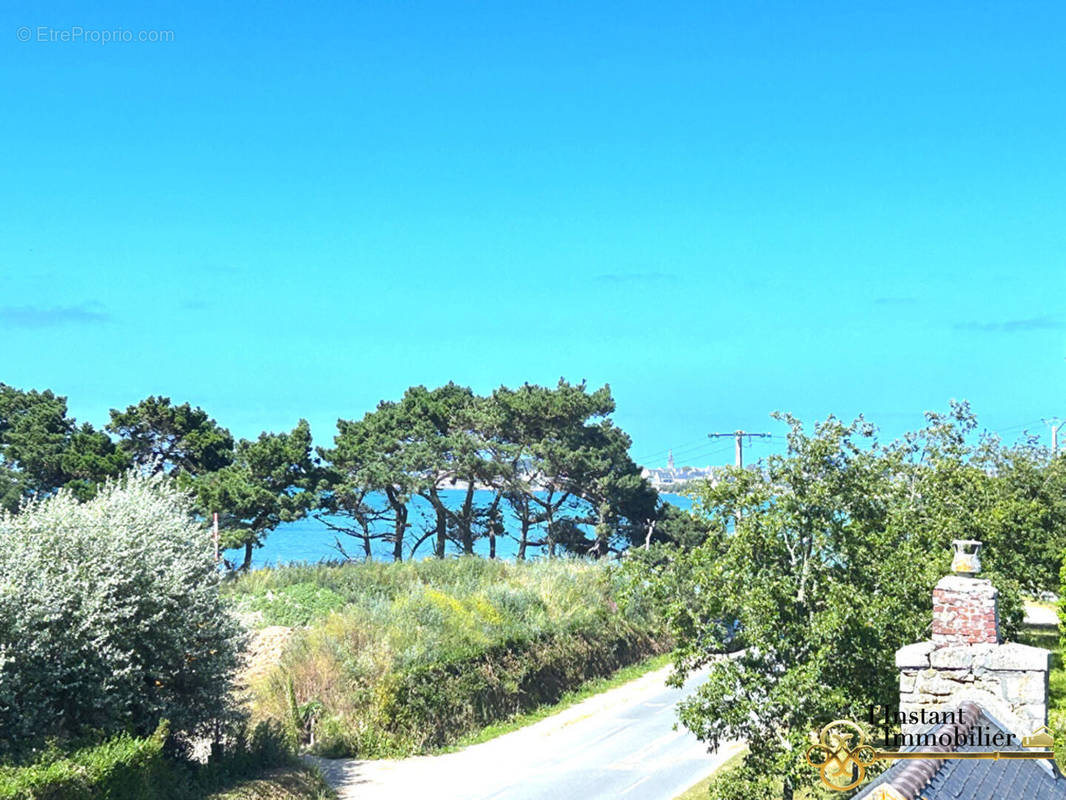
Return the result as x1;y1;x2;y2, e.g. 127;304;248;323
950;539;982;576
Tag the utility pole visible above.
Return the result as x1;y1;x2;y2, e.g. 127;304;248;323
708;430;772;468
1044;418;1064;454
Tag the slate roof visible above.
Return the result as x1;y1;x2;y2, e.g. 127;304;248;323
851;701;1066;800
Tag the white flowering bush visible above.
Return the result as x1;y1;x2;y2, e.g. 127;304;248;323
0;472;245;754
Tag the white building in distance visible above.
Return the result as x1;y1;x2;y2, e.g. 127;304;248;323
640;450;724;490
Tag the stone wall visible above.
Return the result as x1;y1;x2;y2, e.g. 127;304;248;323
896;639;1049;739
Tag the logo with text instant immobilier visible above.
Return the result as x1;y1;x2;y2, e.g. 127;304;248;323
804;708;1055;792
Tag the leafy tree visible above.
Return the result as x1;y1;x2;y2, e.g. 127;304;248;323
107;396;234;477
879;401;1063;597
60;422;137;501
646;501;712;549
981;442;1066;594
489;381;656;557
567;423;658;556
192;420;318;571
0;384;128;512
624;406;1036;800
322;400;425;562
661;414;937;800
321;380;660;561
489;381;607;557
400;384;502;557
0;472;244;753
326;384;510;561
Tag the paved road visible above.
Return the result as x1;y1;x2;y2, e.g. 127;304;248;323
1023;600;1058;627
312;663;742;800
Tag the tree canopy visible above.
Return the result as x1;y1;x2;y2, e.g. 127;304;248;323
320;380;663;562
191;419;319;571
619;404;1055;800
0;384;129;512
107;395;234;477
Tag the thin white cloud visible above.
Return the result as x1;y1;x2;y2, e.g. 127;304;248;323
0;304;112;328
954;315;1065;333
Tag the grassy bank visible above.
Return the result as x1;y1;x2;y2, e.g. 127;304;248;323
227;557;668;758
672;748;748;800
0;722;330;800
445;651;673;750
1018;623;1065;764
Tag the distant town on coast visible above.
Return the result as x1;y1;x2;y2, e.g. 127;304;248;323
640;451;722;489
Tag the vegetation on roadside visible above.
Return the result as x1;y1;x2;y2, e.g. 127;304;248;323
0;474;244;755
0;714;301;800
622;404;1066;800
229;557;669;758
204;766;335;800
0;474;302;799
673;748;748;800
6;383;1064;800
445;652;672;750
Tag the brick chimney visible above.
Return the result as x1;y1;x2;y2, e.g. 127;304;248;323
895;540;1049;739
932;575;999;645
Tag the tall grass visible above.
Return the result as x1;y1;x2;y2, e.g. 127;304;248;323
0;720;296;800
226;558;666;757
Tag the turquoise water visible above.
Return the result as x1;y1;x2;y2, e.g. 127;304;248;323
226;490;691;568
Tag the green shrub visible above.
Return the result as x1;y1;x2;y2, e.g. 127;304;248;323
0;473;245;755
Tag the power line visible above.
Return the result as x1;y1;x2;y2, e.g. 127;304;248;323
642;417;1052;468
633;436;718;464
996;419;1044;434
634;436;737;465
667;443;735;464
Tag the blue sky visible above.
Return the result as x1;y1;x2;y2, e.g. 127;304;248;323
2;1;1065;467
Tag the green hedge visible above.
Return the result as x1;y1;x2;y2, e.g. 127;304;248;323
0;727;169;800
321;621;668;756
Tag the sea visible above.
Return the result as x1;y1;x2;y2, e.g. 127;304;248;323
225;489;692;568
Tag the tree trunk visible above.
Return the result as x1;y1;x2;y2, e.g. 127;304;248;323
385;487;407;562
241;540;253;571
460;482;476;555
543;488;556;558
487;491;503;560
393;504;407;562
433;496;447;558
517;517;529;560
